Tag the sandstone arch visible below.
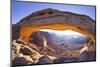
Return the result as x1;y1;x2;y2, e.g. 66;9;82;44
20;24;95;43
16;8;95;43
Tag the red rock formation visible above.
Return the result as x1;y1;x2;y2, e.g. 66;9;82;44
13;8;95;43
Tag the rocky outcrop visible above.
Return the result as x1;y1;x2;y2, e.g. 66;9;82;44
12;37;96;66
12;39;43;66
28;31;62;56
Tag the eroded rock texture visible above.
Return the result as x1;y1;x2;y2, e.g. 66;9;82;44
12;8;96;66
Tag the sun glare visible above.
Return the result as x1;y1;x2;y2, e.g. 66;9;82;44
39;29;86;37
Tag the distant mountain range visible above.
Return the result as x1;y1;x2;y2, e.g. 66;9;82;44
52;34;89;44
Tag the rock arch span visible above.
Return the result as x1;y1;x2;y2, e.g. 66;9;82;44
20;24;96;43
14;8;95;43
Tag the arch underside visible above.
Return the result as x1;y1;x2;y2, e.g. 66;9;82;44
20;24;96;43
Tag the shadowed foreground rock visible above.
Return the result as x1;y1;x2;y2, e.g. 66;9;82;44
53;57;79;63
37;56;53;64
79;51;96;62
12;54;33;66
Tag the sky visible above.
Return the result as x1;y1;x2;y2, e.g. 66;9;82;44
40;29;85;36
39;29;86;38
12;0;96;24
